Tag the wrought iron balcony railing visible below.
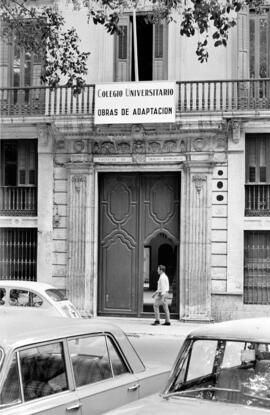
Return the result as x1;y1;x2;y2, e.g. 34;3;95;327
245;184;270;216
1;78;270;117
0;187;37;216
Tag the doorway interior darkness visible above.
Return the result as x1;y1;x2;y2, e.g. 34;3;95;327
98;172;180;318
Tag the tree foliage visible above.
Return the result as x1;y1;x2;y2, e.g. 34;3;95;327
0;0;90;90
80;0;263;62
0;0;264;88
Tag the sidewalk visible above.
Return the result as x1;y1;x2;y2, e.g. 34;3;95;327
95;316;210;338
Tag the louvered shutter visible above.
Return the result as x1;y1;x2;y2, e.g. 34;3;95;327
114;16;131;81
0;38;9;102
153;23;168;80
237;6;249;79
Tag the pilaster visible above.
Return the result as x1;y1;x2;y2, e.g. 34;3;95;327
180;161;213;320
66;163;95;316
37;124;54;283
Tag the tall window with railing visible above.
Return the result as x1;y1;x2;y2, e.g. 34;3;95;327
0;34;44;115
249;9;270;104
0;140;38;216
245;134;270;216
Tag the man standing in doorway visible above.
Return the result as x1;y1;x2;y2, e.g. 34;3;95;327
151;265;171;326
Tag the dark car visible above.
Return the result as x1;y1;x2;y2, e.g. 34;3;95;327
106;317;270;414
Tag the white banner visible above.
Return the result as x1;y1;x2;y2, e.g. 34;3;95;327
94;81;176;124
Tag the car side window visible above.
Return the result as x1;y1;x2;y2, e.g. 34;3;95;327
19;342;68;401
106;336;129;376
187;340;218;381
0;288;6;305
0;353;22;408
68;335;113;388
9;289;43;307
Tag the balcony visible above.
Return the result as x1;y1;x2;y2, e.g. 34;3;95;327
0;187;37;216
1;78;270;118
245;184;270;216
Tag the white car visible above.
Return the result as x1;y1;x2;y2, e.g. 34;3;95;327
0;280;81;318
0;314;169;414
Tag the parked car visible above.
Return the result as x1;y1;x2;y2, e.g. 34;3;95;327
0;314;169;414
105;317;270;414
0;280;81;318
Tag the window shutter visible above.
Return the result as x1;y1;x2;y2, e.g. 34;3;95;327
237;6;249;79
153;23;168;80
0;38;9;100
114;16;131;81
18;141;27;186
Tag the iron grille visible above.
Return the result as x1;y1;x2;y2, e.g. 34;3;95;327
0;228;37;280
244;231;270;304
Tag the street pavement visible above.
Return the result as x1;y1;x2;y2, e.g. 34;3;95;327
95;317;210;367
95;316;208;338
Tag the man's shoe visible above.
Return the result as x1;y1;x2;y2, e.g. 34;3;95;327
151;320;160;325
162;322;171;326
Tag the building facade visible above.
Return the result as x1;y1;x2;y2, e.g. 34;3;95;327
0;1;270;321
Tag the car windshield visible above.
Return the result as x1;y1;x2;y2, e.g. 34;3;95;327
45;289;68;302
167;338;270;410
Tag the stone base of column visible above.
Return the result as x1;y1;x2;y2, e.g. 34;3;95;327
180;316;214;323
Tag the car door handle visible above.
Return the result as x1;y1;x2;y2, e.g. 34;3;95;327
66;402;82;412
128;383;140;391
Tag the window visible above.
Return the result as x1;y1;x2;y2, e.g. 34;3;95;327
245;134;270;216
246;135;270;183
186;340;218;381
20;342;68;401
1;140;37;187
114;15;168;81
68;334;129;388
0;288;6;305
9;289;43;307
244;231;270;304
106;337;129;376
0;228;37;280
0;353;22;407
0;33;44;114
0;35;42;95
249;9;270;79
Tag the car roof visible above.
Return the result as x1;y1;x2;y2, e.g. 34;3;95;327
0;312;125;351
0;312;146;374
0;280;57;292
188;317;270;343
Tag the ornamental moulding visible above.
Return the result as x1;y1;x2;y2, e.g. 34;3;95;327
93;138;186;155
192;175;207;194
72;175;86;192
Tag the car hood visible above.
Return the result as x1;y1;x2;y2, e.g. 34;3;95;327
105;394;267;414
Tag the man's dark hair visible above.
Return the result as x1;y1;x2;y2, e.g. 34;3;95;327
159;265;166;272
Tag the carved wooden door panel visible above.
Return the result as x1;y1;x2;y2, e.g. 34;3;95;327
98;174;139;315
140;174;180;315
98;173;180;316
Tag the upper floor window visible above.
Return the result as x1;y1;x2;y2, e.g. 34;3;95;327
249;9;270;79
114;15;168;82
0;34;44;114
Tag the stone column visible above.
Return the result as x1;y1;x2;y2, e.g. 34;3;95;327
180;162;212;320
67;164;95;316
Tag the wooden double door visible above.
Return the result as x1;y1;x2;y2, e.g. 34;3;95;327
98;172;180;317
